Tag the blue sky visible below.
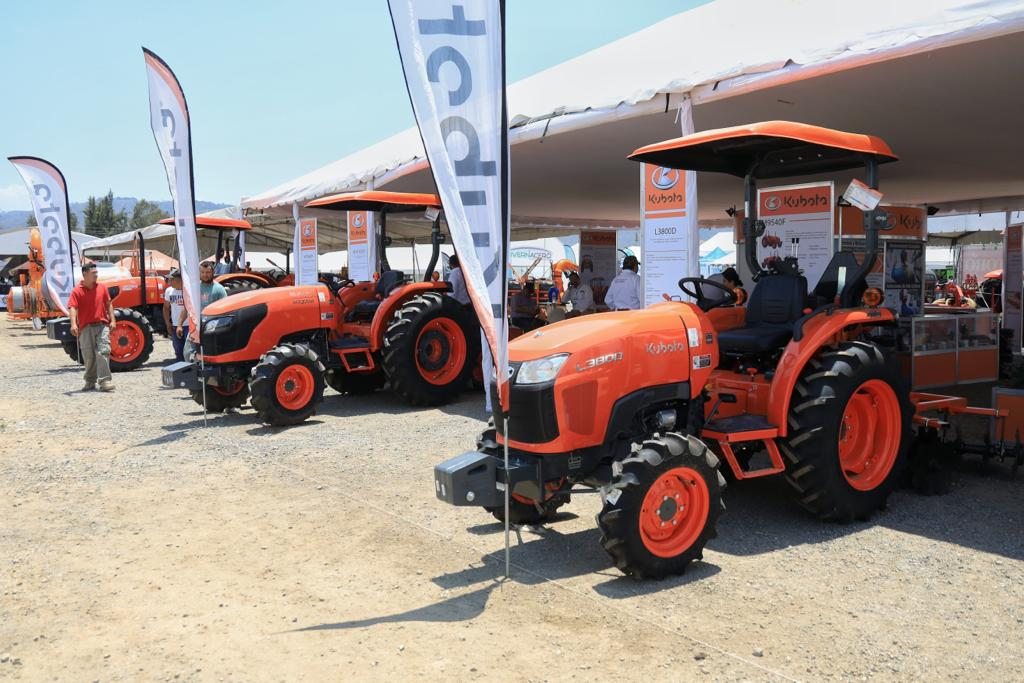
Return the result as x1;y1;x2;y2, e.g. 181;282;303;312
0;1;707;210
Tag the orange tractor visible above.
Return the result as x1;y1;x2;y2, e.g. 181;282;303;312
162;191;478;425
434;121;1003;579
47;231;171;371
6;227;66;324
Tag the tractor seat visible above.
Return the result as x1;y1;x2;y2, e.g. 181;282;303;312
352;270;407;318
718;274;807;354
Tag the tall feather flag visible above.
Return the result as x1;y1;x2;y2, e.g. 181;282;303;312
143;47;201;343
388;0;511;410
8;157;80;314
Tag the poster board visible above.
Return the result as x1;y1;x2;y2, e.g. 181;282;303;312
641;163;696;307
1004;224;1022;352
756;182;834;288
296;218;318;286
347;210;372;282
579;231;617;307
883;241;925;315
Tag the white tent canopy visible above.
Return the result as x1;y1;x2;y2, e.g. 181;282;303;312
0;227;96;257
242;0;1024;230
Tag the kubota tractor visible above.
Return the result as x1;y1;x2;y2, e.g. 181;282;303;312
435;121;921;579
6;227;65;325
162;191;478;426
47;232;170;371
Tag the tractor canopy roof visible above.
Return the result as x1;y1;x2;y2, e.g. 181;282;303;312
158;216;252;231
629;121;897;179
305;190;442;213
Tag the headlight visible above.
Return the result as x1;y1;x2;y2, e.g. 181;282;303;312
204;316;234;333
515;353;569;385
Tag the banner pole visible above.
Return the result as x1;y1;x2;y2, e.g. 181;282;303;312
503;414;510;580
199;344;208;427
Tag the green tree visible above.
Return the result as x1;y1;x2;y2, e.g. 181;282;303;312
25;213;36;227
129;199;169;230
83;191;127;237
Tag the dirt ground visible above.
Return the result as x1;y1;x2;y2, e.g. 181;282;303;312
1;318;1022;682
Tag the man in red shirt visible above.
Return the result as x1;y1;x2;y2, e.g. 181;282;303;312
68;263;117;391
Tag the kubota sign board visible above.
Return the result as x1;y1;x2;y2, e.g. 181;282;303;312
347;210;372;282
756;182;835;289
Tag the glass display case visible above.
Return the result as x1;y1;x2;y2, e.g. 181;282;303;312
904;312;999;389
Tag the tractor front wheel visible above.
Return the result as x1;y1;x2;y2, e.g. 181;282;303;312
249;343;325;426
382;292;477;406
191;378;250;413
780;341;911;521
597;433;725;579
109;308;154;372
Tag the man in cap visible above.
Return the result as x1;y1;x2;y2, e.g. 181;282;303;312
604;255;643;310
704;266;744;303
561;271;595;318
162;268;187;362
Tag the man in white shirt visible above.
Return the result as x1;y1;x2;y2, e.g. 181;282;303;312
446;253;471;305
561;271;595;318
604;255;643;310
162;268;187;362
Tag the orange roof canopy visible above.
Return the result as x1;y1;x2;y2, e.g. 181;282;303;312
305;190;441;213
629;121;898;179
158;216;252;231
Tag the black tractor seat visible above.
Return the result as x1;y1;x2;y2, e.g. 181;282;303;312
352;270;406;318
718;274;808;354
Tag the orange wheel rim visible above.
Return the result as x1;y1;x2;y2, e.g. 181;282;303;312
415;317;466;386
111;320;144;362
275;365;315;411
838;379;901;491
638;467;709;558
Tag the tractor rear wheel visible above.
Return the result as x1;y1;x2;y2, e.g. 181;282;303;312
598;433;725;579
249;343;325;426
223;279;263;296
382;292;477;406
780;341;911;521
325;368;386;395
109;308;154;372
191;378;250;413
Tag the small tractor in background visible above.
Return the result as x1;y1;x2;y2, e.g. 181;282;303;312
434;121;1007;579
163;191;478;426
6;227;66;326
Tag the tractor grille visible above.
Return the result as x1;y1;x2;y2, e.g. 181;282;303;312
201;303;268;357
492;371;560;444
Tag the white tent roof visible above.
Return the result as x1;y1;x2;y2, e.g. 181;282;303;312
0;227;96;256
242;0;1024;226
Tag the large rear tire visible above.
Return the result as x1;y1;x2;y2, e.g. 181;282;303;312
597;433;725;579
325;368;386;395
249;343;325;426
780;341;911;521
191;378;250;413
109;308;154;372
382;292;477;406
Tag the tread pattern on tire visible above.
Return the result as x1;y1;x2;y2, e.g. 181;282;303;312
779;340;911;522
190;382;250;413
476;424;569;524
381;292;477;406
248;343;325;426
597;432;725;580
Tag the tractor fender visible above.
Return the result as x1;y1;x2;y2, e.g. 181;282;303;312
767;307;895;437
368;281;452;351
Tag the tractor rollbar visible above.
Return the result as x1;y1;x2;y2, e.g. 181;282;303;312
742;160;763;281
379;210;391;272
840;156;882;307
422;215;443;282
136;231;147;307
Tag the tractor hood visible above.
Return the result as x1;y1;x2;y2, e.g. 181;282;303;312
202;284;328;317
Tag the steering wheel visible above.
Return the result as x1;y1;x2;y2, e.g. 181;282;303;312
327;277;355;295
677;277;738;312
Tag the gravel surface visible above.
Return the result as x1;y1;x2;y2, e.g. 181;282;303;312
1;317;1022;681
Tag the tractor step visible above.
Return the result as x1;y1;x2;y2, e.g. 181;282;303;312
702;416;785;479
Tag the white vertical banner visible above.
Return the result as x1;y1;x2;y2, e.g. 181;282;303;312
347;210;372;282
144;48;201;342
297;218;318;286
640;98;698;307
7;157;80;314
388;0;511;408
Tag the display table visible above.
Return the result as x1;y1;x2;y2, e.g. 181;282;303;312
899;312;999;389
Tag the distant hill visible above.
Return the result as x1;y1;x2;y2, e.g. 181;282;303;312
0;197;232;231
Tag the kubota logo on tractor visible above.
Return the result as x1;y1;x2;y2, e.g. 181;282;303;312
645;341;687;355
